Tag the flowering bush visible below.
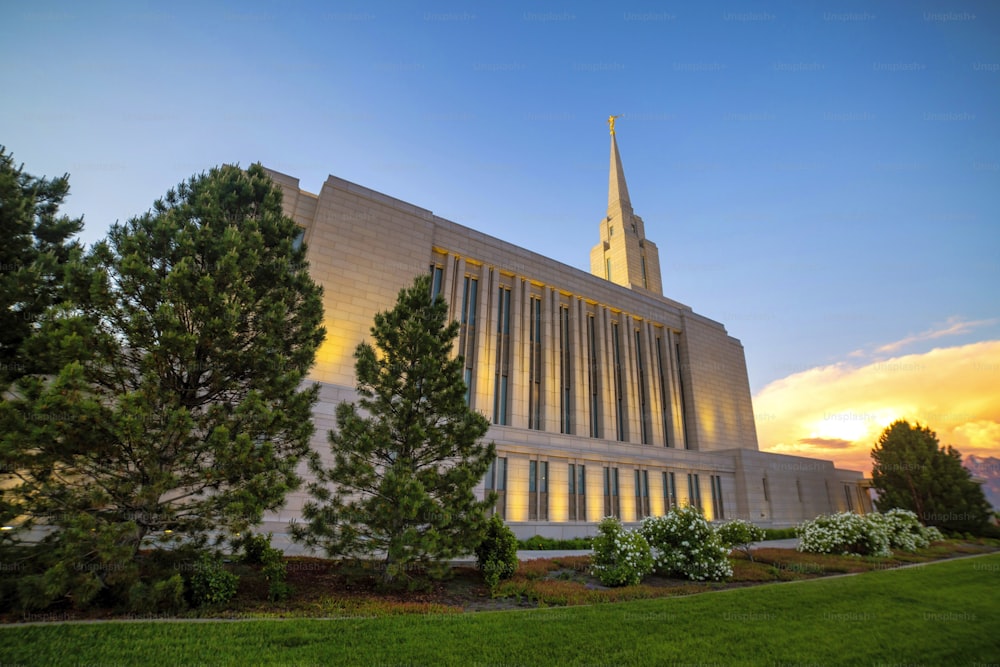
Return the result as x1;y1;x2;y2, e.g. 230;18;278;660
590;517;653;587
798;510;946;557
797;512;891;557
717;519;766;561
923;524;945;543
867;509;943;552
639;506;733;581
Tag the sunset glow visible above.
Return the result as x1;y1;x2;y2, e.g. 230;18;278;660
755;339;1000;474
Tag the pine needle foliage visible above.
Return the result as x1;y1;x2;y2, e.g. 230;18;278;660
294;274;496;583
871;420;991;534
0;163;324;609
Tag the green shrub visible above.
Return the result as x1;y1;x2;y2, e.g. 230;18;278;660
261;547;290;602
230;532;289;601
717;519;766;561
762;527;798;541
187;553;238;607
475;514;519;590
518;535;592;550
639;506;732;581
975;524;1000;540
234;532;273;565
590;517;653;587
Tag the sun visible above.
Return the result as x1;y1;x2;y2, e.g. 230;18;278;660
805;407;910;446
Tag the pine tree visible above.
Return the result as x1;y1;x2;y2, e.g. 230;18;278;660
871;420;991;534
294;274;496;583
0;164;325;608
0;146;83;387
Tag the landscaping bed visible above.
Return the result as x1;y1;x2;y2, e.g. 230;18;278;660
2;538;996;624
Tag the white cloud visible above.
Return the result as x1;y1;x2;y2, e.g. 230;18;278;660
873;316;996;355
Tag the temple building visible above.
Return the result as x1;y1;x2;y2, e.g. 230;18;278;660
264;121;871;536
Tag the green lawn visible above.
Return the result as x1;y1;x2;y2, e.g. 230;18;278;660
2;553;998;666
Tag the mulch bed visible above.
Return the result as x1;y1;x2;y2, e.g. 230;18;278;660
3;540;997;623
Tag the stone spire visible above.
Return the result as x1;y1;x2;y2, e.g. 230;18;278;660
589;117;664;295
608;130;632;215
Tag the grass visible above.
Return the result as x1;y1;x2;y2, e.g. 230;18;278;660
489;541;999;607
1;553;997;665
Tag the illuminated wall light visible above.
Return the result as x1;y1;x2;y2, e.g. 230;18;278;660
313;328;362;384
475;357;494;416
698;406;717;442
506;457;528;522
587;470;603;522
650;481;665;518
507;487;527;522
549;463;569;522
621;477;636;522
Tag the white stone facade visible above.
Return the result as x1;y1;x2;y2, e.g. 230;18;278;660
262;134;871;536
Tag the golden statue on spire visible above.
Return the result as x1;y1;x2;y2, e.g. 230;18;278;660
608;114;621;135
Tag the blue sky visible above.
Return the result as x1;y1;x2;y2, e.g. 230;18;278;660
3;0;998;466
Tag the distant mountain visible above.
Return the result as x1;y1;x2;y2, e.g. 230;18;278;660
964;455;1000;511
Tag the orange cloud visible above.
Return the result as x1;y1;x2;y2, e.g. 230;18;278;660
753;340;1000;475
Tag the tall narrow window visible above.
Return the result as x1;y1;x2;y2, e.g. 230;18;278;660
675;342;690;448
588;315;600;438
529;460;549;521
568;464;586;521
655;336;671;447
603;467;620;518
485;457;507;519
611;322;625;441
634;329;650;444
844;485;854;512
539;461;548;520
641;256;648;289
762;477;771;503
493;286;511;424
459;276;479;405
292;227;306;251
528;296;543;430
634;469;650;519
710;475;725;520
430;265;444;301
529;460;536;519
663;471;677;510
796;479;804;504
687;473;702;510
559;306;572;434
606;258;612;281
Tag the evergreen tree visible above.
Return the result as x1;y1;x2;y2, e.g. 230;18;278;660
871;420;991;533
0;164;325;608
294;274;496;583
0;146;83;387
